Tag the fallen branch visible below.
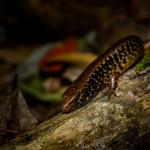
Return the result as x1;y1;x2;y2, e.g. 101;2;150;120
1;65;150;150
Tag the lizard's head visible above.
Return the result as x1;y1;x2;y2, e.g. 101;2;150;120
61;86;82;113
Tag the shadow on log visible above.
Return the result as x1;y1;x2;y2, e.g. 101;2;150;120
1;57;150;150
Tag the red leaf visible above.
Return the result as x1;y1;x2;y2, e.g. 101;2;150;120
39;37;76;73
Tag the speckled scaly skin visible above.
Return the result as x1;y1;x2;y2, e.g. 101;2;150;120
62;36;144;113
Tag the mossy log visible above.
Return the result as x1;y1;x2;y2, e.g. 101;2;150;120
1;59;150;150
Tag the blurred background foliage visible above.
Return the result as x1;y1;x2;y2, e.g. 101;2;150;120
0;0;150;46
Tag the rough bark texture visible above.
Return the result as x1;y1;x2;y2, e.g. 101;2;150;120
0;80;37;145
1;61;150;150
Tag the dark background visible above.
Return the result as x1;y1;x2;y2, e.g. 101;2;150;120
0;0;149;47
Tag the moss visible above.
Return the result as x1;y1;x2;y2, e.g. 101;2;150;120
135;53;150;71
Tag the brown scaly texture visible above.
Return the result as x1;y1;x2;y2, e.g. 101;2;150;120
62;36;144;113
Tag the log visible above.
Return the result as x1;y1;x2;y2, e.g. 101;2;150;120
1;59;150;150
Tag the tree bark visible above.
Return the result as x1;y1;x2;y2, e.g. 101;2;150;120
1;65;150;150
